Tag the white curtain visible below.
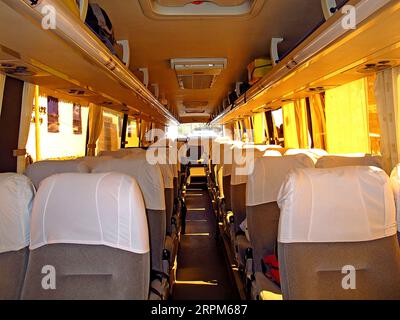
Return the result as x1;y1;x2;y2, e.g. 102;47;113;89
87;103;103;156
375;67;400;173
0;73;6;117
16;83;35;173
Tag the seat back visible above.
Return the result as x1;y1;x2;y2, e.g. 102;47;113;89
97;148;146;158
390;164;400;235
246;154;314;272
316;154;382;169
92;158;166;273
277;166;400;300
231;147;281;234
25;160;90;190
22;173;150;300
0;173;34;300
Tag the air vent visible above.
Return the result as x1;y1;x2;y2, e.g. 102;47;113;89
58;87;96;97
171;58;227;89
183;100;208;113
1;65;36;77
357;60;396;74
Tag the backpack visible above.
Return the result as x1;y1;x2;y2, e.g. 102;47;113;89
261;241;280;286
85;3;117;55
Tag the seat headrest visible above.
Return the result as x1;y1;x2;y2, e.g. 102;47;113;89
0;173;35;253
285;149;328;162
246;154;315;206
316;154;383;169
92;158;165;210
30;173;149;254
390;164;400;232
25;160;90;190
278;166;397;243
231;149;282;186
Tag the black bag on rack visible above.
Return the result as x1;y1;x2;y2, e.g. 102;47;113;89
85;3;117;55
239;82;251;95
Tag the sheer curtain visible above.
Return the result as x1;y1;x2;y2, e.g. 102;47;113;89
325;78;369;154
0;73;5;117
16;82;35;173
283;102;300;148
309;94;327;150
252;113;266;144
295;98;310;148
375;67;400;173
87;103;103;156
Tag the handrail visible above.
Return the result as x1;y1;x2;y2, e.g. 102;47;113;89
6;0;179;125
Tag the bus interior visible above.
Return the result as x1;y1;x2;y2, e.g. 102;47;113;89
0;0;400;301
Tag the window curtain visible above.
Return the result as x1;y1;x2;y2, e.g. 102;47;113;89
375;67;400;173
87;103;103;156
223;124;233;140
252;113;266;144
16;82;35;173
294;98;310;148
0;73;5;117
140;119;151;146
283;102;300;148
233;121;241;141
309;94;327;150
243;117;253;142
325;78;369;154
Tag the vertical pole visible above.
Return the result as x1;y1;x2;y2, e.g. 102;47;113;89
120;113;128;149
34;85;41;161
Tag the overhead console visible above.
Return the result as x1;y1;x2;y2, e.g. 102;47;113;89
211;0;400;125
0;0;179;126
139;0;266;19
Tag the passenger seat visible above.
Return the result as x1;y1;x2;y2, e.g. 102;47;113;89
390;164;400;242
0;173;35;300
25;160;90;190
245;154;315;299
277;166;400;299
21;173;150;300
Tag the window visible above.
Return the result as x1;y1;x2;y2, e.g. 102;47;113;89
271;108;284;146
26;94;89;161
72;104;82;135
47;96;59;133
98;108;123;152
125;118;140;148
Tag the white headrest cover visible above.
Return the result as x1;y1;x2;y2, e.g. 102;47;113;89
0;173;35;253
30;173;149;254
316;154;382;169
278;166;397;243
25;160;90;190
92;158;165;210
231;149;282;186
390;164;400;232
123;152;174;189
246;154;314;206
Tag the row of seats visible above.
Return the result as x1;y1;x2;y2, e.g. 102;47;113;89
0;146;182;300
209;140;400;299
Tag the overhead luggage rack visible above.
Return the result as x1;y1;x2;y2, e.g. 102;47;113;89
0;0;179;126
211;0;400;125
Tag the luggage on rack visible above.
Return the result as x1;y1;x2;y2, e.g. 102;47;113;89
85;3;123;60
247;58;273;85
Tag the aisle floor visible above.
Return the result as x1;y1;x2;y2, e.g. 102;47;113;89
172;186;240;300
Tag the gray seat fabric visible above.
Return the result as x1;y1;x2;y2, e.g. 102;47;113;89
22;244;150;300
223;175;232;211
315;155;383;169
247;202;280;272
165;188;174;235
25;160;90;189
0;248;29;300
231;183;246;234
278;236;400;300
236;234;251;267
